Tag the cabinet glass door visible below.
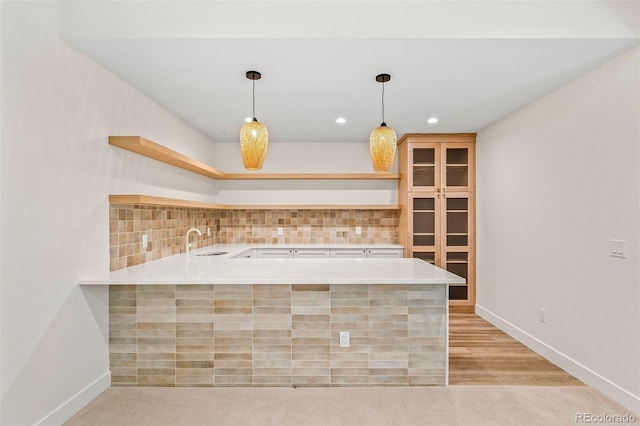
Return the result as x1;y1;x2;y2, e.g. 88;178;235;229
411;195;439;265
410;144;439;192
445;196;468;247
443;144;473;191
443;194;472;301
446;252;468;300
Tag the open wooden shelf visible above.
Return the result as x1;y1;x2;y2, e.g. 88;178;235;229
109;136;226;179
109;136;400;180
109;195;401;211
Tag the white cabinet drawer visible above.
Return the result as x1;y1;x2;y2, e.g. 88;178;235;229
254;248;294;258
330;249;367;258
365;248;404;258
293;248;331;258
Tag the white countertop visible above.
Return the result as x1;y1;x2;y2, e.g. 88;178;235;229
79;244;466;286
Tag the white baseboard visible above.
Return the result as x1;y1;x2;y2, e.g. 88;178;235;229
475;304;640;415
36;371;110;426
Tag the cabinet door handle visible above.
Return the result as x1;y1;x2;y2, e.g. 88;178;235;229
436;188;441;192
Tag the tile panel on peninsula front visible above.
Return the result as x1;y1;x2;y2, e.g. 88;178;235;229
109;283;447;387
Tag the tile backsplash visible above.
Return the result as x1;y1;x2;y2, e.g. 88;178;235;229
110;204;399;271
217;209;398;245
109;205;218;271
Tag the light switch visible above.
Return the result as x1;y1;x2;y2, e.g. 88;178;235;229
610;239;627;258
355;226;362;235
277;227;284;236
538;308;547;324
142;234;148;250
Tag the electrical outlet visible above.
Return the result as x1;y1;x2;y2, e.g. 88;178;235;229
538;308;547;324
141;234;148;250
277;227;284;236
355;226;362;235
339;331;350;348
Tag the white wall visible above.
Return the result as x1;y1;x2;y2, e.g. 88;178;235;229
214;142;398;205
0;2;218;424
476;47;640;413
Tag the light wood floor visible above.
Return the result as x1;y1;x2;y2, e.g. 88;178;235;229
449;313;585;386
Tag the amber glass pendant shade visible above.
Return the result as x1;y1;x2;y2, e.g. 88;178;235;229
240;118;269;170
240;70;268;170
370;73;396;173
369;123;397;173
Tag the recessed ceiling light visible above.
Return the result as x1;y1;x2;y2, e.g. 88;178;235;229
427;117;439;124
336;117;346;124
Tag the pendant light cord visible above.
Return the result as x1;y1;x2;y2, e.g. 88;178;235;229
252;79;256;119
381;81;386;124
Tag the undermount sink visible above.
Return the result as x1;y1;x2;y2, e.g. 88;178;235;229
192;251;228;256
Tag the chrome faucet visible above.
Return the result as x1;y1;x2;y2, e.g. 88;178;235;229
185;227;202;255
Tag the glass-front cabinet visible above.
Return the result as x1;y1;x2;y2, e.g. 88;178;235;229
399;134;476;312
444;144;473;191
409;192;474;302
410;144;439;192
409;142;474;193
410;195;440;266
443;193;473;301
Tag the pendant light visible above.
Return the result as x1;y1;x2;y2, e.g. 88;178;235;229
369;73;397;173
240;70;268;170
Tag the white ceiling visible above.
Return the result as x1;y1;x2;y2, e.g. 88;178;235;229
62;1;639;144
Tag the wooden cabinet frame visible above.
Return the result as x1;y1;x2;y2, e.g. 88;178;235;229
398;133;476;313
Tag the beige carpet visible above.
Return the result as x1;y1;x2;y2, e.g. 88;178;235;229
65;386;633;425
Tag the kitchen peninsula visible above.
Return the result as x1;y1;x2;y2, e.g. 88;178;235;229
80;245;465;387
